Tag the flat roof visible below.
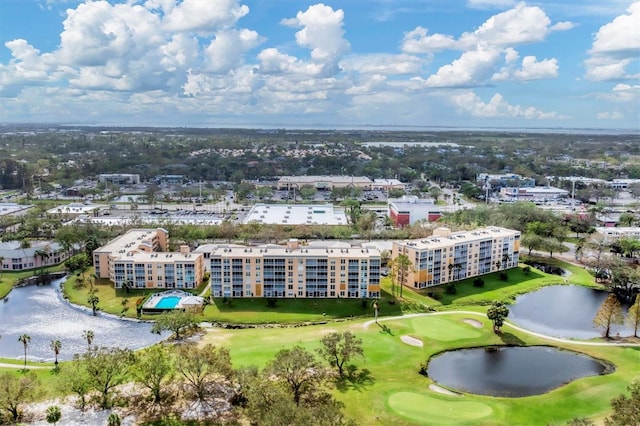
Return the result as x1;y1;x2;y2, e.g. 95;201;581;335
211;244;379;259
0;203;32;216
47;203;107;215
278;175;372;185
114;250;201;263
95;228;162;254
395;227;519;250
244;203;347;225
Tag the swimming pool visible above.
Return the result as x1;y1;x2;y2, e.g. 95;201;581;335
154;296;182;309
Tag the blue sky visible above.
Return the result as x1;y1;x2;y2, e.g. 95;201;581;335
0;0;638;130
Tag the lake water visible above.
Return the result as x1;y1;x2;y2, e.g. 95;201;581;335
0;278;167;362
427;346;610;397
509;285;634;339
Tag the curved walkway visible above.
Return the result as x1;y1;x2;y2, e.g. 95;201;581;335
363;311;640;348
0;362;51;370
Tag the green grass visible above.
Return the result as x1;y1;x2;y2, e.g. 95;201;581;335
9;257;640;424
199;312;640;425
418;260;600;307
0;266;66;299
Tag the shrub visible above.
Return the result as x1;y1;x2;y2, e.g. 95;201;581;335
418;363;428;376
427;292;442;301
522;266;531;275
498;272;508;281
266;298;277;308
445;283;457;295
473;278;485;287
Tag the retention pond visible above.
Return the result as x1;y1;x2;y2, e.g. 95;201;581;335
427;346;611;397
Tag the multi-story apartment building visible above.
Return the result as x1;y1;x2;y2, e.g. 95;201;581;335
209;239;381;299
392;227;520;289
93;228;205;290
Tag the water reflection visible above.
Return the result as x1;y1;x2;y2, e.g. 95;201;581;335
427;346;609;397
509;285;633;339
0;278;167;361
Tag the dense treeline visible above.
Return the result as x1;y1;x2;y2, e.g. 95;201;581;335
0;329;364;425
1;126;638;190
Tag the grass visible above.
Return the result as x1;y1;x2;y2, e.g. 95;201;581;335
417;259;600;308
8;257;640;424
199;312;640;425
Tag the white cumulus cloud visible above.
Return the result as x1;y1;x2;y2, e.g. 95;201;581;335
585;1;640;81
452;91;567;119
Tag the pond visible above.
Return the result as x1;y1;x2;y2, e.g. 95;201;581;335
427;346;610;397
0;278;168;362
509;285;633;339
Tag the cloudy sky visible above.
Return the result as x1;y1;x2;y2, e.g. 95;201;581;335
0;0;638;129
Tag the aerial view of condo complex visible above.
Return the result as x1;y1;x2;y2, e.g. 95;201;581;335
0;1;638;425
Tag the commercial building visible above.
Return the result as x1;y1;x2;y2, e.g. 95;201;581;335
500;186;569;201
595;227;640;239
392;227;520;289
388;195;442;227
93;228;205;290
97;174;141;185
276;175;373;191
243;203;347;226
209;239;381;299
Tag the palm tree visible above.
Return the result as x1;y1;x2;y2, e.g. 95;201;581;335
87;294;100;316
82;329;94;351
107;413;121;426
0;256;4;280
50;339;62;370
18;334;31;370
45;405;61;425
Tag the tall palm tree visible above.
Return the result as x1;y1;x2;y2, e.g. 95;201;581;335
50;339;62;370
87;294;100;316
82;329;94;351
18;334;31;370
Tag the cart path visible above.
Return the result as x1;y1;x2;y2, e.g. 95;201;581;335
362;311;640;347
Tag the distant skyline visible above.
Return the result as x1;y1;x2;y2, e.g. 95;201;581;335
0;1;638;130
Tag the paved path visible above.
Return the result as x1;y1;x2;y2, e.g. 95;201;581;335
363;311;640;347
0;362;51;370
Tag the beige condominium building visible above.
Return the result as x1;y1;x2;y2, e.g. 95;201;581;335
209;239;381;299
392;227;520;289
93;228;204;290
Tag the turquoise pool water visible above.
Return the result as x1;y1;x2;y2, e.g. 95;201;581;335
155;296;182;309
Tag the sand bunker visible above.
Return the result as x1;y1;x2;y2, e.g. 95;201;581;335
463;318;483;328
401;335;424;347
429;383;461;396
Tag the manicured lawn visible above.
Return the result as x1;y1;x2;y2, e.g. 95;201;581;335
0;267;66;299
421;259;600;307
200;312;640;425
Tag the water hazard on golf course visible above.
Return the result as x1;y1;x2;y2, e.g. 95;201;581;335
509;285;633;339
427;346;611;397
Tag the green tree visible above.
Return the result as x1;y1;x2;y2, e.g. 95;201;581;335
486;301;509;334
60;361;91;411
133;345;174;404
605;379;640;426
50;339;62;370
267;345;326;406
625;296;640;338
389;253;412;298
45;405;61;426
174;343;233;403
317;331;364;379
151;310;198;340
593;294;624;338
107;412;122;426
87;294;100;316
18;334;31;370
83;347;135;409
0;372;41;422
